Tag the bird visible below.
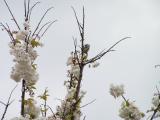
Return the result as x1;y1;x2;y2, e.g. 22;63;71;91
83;44;90;54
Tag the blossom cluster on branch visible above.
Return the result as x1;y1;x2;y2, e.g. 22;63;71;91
0;0;55;119
109;84;160;120
9;21;40;88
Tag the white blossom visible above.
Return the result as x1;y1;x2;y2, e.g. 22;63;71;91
70;65;80;78
23;21;30;30
80;90;86;98
119;101;144;120
67;56;73;66
24;102;41;119
10;62;39;84
110;84;124;98
152;96;160;107
73;112;81;120
9;39;39;85
16;30;29;40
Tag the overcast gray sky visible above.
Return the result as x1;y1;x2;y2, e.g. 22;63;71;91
0;0;160;119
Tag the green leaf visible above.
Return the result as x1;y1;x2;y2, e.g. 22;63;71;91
15;39;21;44
31;39;40;48
32;64;37;70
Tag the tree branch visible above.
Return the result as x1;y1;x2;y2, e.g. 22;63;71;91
32;7;54;37
3;0;20;30
21;79;26;116
84;37;131;65
80;99;96;108
1;84;17;120
28;1;41;21
40;20;57;38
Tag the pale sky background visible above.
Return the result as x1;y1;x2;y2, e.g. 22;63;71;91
0;0;160;119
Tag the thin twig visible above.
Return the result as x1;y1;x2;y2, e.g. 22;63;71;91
47;105;56;118
26;0;31;19
24;0;27;17
80;99;96;108
3;0;20;30
84;37;131;65
71;7;83;38
1;84;17;120
0;101;6;106
28;1;41;21
122;95;128;103
35;21;52;38
0;23;15;43
32;7;54;36
40;20;57;38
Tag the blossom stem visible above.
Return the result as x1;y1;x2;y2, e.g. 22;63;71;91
122;95;128;103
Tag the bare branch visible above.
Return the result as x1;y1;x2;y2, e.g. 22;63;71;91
82;6;85;41
0;101;6;106
0;23;15;43
34;21;51;39
37;22;51;35
32;7;54;36
70;7;86;120
24;0;27;17
26;0;31;19
47;105;56;118
71;7;83;38
80;99;96;108
28;2;41;21
40;20;57;38
3;0;20;30
84;37;131;65
1;84;18;120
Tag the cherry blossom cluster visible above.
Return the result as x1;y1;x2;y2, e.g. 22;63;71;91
110;84;144;120
7;18;45;119
110;84;124;98
50;51;87;120
146;91;160;119
119;101;144;120
11;98;44;120
9;20;42;87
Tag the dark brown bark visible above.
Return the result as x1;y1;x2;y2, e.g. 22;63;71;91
21;79;26;116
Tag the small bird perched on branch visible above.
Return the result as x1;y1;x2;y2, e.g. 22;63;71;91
83;44;90;54
82;44;90;61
